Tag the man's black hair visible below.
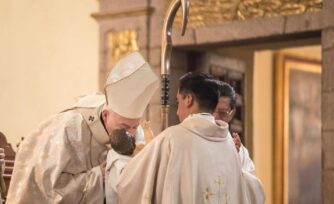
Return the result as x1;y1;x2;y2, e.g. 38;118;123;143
179;72;219;112
217;81;237;109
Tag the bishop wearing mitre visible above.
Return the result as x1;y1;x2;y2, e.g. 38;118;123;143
6;51;158;204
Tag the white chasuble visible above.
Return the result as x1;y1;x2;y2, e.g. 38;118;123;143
116;114;264;204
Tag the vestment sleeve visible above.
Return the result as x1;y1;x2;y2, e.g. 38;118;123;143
239;144;256;175
243;170;265;204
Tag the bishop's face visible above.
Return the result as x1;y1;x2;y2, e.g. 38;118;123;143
213;96;235;123
103;109;141;136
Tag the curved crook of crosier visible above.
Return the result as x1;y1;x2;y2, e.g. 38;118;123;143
161;0;189;130
161;0;189;76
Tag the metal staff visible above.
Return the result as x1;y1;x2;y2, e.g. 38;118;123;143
161;0;190;131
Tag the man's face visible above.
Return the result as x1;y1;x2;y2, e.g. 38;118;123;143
176;91;189;123
213;96;234;123
103;109;141;136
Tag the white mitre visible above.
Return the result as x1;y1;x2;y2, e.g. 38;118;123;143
104;51;159;119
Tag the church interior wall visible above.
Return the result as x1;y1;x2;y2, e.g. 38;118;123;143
0;0;99;147
253;50;275;204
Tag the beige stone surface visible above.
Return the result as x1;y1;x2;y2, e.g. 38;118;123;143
285;11;322;34
149;7;164;48
322;48;334;93
323;170;334;204
149;66;161;104
194;16;285;45
323;131;334;170
98;0;148;13
99;69;109;90
171;28;196;46
322;28;334;50
148;47;161;67
322;0;334;29
151;0;165;8
150;87;161;106
323;92;334;131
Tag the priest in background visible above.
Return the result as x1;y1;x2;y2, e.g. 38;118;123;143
6;51;158;204
116;72;263;204
213;81;256;175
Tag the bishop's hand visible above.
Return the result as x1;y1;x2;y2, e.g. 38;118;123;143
109;129;136;156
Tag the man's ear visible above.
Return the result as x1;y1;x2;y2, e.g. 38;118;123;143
184;94;194;108
101;108;109;121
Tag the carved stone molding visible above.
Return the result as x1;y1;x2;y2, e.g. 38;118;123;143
92;7;154;20
169;0;322;28
106;30;139;70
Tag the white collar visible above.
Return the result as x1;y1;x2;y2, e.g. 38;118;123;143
192;113;215;124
